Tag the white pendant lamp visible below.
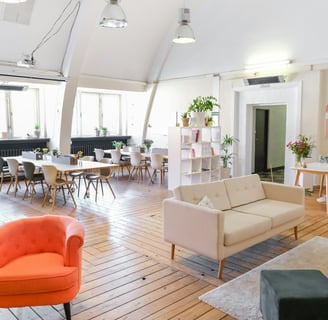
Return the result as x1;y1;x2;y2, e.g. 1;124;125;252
99;0;128;28
173;8;195;44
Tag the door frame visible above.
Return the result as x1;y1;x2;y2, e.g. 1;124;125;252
232;81;302;185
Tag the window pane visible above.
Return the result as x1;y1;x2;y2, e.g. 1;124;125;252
0;92;7;134
80;93;99;136
11;89;37;138
102;94;120;135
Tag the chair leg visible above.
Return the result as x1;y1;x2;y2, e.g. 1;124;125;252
63;302;71;320
105;178;116;198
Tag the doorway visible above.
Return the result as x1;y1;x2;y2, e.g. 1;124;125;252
233;82;301;185
254;109;269;172
252;105;287;183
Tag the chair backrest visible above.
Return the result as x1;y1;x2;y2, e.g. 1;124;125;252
23;161;36;180
150;153;164;170
130;151;142;166
151;148;168;156
6;158;19;175
94;149;105;161
110;150;121;164
0;157;7;173
42;165;58;185
99;158;112;177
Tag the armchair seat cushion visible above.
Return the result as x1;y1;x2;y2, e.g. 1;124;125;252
234;199;304;228
0;252;77;295
224;211;272;246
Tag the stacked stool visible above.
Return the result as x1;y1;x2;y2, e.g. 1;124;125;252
260;269;328;320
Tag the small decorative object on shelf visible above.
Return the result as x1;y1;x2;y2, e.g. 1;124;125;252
143;139;154;153
95;127;100;136
286;134;315;167
181;112;190;127
34;123;41;138
101;127;108;136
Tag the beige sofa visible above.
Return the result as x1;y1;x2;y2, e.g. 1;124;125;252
163;174;304;279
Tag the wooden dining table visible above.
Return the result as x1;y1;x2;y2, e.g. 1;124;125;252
6;156;119;174
292;162;328;212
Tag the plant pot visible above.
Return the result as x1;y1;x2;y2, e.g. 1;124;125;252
102;130;107;137
220;167;231;179
182;118;190;127
34;130;40;138
95;130;100;137
192;112;206;127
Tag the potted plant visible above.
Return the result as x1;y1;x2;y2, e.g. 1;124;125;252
101;127;108;136
188;96;219;127
112;140;123;150
34;124;41;138
220;134;239;178
95;127;100;137
181;112;190;127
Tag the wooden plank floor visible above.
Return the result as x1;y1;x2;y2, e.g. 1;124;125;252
0;173;328;319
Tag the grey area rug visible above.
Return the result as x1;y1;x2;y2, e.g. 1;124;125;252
199;236;328;320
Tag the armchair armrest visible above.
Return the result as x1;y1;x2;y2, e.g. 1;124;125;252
261;181;304;205
163;198;225;260
63;218;85;267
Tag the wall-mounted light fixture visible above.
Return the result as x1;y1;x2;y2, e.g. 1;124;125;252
172;8;195;44
245;60;290;72
99;0;127;28
0;0;27;3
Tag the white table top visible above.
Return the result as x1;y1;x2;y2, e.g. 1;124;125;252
6;156;119;173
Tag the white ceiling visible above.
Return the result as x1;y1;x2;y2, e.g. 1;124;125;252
0;0;328;84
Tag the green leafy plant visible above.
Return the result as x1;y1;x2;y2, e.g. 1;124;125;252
188;96;220;113
181;111;190;119
34;123;40;130
220;134;239;168
112;140;123;148
101;127;107;131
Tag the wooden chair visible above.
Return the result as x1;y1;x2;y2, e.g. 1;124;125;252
42;165;77;210
0;215;84;320
110;149;130;179
22;161;45;203
94;148;105;162
6;158;25;197
0;157;10;192
128;151;151;183
84;158;116;201
149;153;166;185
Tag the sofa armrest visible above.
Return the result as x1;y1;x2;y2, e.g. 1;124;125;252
261;181;304;205
162;198;225;260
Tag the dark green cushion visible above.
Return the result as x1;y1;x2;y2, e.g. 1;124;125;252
260;270;328;320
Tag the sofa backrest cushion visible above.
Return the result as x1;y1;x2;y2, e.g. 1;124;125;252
173;181;232;210
223;174;266;207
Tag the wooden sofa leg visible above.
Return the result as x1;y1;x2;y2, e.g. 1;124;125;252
171;244;175;260
294;226;298;240
218;259;225;279
63;302;71;320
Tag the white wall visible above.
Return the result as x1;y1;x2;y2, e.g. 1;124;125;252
146;75;219;148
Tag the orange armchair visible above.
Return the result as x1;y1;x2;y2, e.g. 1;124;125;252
0;215;85;320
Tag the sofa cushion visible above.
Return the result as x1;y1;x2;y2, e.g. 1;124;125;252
224;211;272;246
224;174;265;208
174;181;231;210
234;199;304;228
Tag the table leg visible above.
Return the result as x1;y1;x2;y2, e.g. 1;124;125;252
293;170;301;186
326;174;328;213
319;175;325;197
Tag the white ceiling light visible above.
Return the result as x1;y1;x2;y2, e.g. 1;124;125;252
172;8;195;44
0;0;27;3
99;0;127;28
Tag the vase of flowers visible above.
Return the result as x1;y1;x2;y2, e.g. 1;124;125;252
143;139;154;153
286;134;315;167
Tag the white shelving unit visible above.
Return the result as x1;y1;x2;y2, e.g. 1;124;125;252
168;126;221;190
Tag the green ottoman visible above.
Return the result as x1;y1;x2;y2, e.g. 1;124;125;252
260;270;328;320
